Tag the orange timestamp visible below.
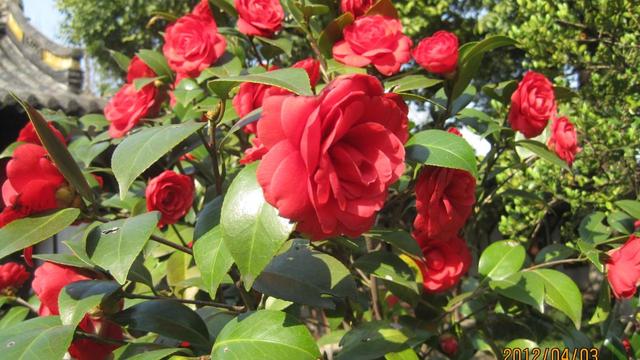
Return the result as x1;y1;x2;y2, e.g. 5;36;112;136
502;347;599;360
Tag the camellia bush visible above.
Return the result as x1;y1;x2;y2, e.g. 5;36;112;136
0;0;638;359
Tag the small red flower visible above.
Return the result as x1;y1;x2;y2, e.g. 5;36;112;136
146;170;195;227
413;31;459;75
234;0;284;37
508;71;556;138
548;115;581;166
0;262;29;294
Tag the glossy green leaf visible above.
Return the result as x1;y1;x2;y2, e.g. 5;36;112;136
196;52;243;82
0;142;22;159
504;339;538;349
124;348;186;360
385;75;442;93
385;348;419;360
459;35;518;64
579;212;611;244
615;199;640;219
197;307;235;341
577;239;603;272
529;269;582;328
79;113;109;130
450;52;483;101
405;129;477;177
193;226;234;298
354;251;419;302
86;212;160;283
137;49;173;80
490;272;544;312
318;13;354;58
337;321;429;360
478;240;526;280
534;244;577;264
366;229;422;257
133;76;162;91
210;0;237;16
0;316;75;360
0;307;29;329
194;196;223;240
255;36;292;56
588;280;611;325
0;208;80;259
608;211;635;234
109;49;131;71
11;96;95;202
482;80;517;104
212;310;320;360
208;68;313;98
32;253;94;269
58;280;121;328
112;121;205;198
221;163;295;289
516;140;570;170
173;78;205;105
113;300;211;350
253;241;356;308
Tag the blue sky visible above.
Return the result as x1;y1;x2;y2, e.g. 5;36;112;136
23;0;64;43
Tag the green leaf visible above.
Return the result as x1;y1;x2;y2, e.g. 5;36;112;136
0;142;22;159
490;272;544;312
577;239;603;272
112;121;205;198
504;339;538;349
0;307;29;329
579;212;612;244
86;212;160;284
123;348;186;360
385;75;442;93
516;140;570;170
529;269;583;328
318;13;354;58
478;240;526;280
221;163;295;289
450;53;482;101
0;316;75;360
534;244;577;264
79;114;109;130
212;310;320;360
255;36;293;56
482;80;517;104
588;280;611;325
113;300;211;350
137;49;173;80
133;76;162;91
197;307;235;341
364;0;399;18
608;211;635;234
109;49;131;71
58;280;121;328
354;251;419;303
194;226;234;298
253;241;356;308
173;78;205;105
208;68;313;99
615;199;640;219
337;321;430;360
219;108;262;147
0;208;80;259
11;96;95;202
385;348;419;360
554;86;578;101
366;229;422;257
459;35;518;64
210;0;237;16
405;129;478;177
194;196;223;240
32;253;94;269
196;52;243;83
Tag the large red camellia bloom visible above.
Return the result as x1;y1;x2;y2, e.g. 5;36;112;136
606;235;640;299
256;74;408;239
412;165;476;244
17;122;66;145
33;262;123;360
146;170;194;227
333;15;412;76
413;31;459;75
235;0;284;37
415;236;472;292
163;0;226;79
548;115;581;166
340;0;375;17
0;262;29;294
508;71;557;138
126;55;156;83
104;83;158;138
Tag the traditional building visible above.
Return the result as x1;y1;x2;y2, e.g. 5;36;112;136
0;0;102;149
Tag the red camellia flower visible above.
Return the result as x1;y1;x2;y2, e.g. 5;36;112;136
412;166;476;243
240;138;268;165
548;115;581;166
17;122;66;145
606;235;640;299
104;83;158;138
256;74;408;239
163;0;226;79
333;15;412;76
126;55;156;83
293;58;321;88
33;262;122;360
0;262;29;294
439;334;459;356
340;0;375;17
413;31;459;75
234;0;284;37
233;82;271;134
508;71;557;138
146;170;195;227
416;235;471;292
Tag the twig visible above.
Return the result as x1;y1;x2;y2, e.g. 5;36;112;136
207;102;225;196
12;297;38;314
150;234;193;255
123;293;245;313
524;257;588;271
171;224;188;247
365;238;382;321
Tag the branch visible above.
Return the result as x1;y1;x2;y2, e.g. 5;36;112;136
524;257;588;271
365;238;382;321
123;293;245;313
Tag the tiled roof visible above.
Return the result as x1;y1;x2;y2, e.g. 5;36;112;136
0;0;103;114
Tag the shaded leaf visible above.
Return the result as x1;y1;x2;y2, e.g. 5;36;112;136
529;269;582;328
58;280;121;328
0;316;75;360
194;226;234;298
